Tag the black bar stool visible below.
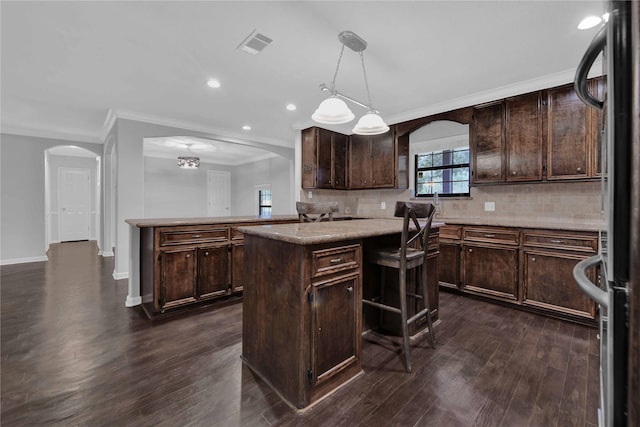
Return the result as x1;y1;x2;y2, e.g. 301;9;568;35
363;201;436;372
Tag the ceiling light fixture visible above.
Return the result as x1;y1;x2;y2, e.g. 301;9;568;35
578;15;603;30
207;78;221;88
242;125;251;131
286;103;297;111
177;144;200;169
312;31;389;135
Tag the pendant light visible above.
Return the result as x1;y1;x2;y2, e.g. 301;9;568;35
177;144;200;169
312;31;389;135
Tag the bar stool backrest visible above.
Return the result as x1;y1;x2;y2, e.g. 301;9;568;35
296;201;339;223
394;201;436;262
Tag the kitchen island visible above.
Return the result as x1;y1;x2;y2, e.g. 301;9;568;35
239;219;441;410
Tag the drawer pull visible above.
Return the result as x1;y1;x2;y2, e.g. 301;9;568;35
346;286;353;293
483;234;495;238
191;235;202;238
185;254;191;259
576;167;582;172
531;257;536;262
468;248;473;253
204;252;209;256
550;239;565;244
330;258;343;264
512;171;517;176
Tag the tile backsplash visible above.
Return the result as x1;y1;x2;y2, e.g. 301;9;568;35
299;181;603;227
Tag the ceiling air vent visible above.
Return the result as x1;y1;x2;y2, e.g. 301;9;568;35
237;30;273;55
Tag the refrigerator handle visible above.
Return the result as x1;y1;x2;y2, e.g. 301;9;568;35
573;254;608;307
574;23;606;110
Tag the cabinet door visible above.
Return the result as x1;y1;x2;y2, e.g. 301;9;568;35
506;92;543;181
317;128;334;189
333;133;348;189
472;102;504;183
349;135;370;189
370;132;395;188
160;247;197;310
311;274;359;386
438;242;460;288
592;77;606;177
523;251;596;319
463;244;519;301
198;245;229;299
547;85;590;180
301;128;318;189
231;242;244;293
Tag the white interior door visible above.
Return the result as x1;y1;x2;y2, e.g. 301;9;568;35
59;167;91;242
207;170;231;217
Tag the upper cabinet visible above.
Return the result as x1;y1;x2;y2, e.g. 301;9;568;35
302;127;348;189
349;131;396;189
302;127;404;190
470;79;602;185
505;91;543;182
471;101;504;184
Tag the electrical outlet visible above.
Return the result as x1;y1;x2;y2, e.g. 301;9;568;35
484;201;495;211
307;191;312;199
380;201;386;210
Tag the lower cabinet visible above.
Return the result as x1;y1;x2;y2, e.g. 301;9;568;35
521;230;598;320
197;244;229;299
310;272;359;386
159;247;198;310
230;242;244;293
439;224;599;324
463;244;519;302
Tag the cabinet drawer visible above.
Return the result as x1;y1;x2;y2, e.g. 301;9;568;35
312;244;360;278
159;227;228;246
440;225;462;241
463;227;519;245
522;231;597;253
230;225;252;241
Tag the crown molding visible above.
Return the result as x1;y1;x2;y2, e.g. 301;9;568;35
113;109;292;149
386;64;604;126
0;123;103;144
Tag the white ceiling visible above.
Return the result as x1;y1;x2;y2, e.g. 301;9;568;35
1;1;604;156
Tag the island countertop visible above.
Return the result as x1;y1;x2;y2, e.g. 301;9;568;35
239;218;443;245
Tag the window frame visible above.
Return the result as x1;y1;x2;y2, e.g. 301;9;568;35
256;185;272;217
414;147;470;198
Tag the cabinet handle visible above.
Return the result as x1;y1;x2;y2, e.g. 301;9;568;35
483;234;495;238
511;171;517;176
373;179;377;184
494;173;499;176
204;251;209;256
327;180;331;184
468;248;473;253
330;258;343;264
531;257;536;262
576;167;582;172
191;235;202;238
550;239;565;244
346;286;353;293
186;254;191;258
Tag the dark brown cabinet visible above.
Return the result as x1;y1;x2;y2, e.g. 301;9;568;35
349;131;396;189
301;127;348;189
522;230;598;320
546;84;594;180
505;91;543;182
471;101;504;184
310;272;359;386
437;225;462;289
197;245;229;299
159;247;197;310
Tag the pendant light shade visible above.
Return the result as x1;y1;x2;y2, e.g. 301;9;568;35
311;96;355;124
312;31;388;135
177;144;200;169
352;111;390;135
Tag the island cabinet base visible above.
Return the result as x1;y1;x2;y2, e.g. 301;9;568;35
241;235;363;410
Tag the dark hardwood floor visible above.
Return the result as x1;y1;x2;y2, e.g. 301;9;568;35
1;241;600;426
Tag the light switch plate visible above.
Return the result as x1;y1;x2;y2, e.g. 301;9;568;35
307;191;312;199
381;201;386;210
484;201;495;211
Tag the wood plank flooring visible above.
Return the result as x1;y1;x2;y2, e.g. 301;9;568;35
1;241;600;426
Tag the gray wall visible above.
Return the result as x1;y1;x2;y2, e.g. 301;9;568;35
232;156;292;216
0;133;102;264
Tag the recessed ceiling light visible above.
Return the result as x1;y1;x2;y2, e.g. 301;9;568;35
207;78;221;88
578;15;602;30
286;103;297;111
242;125;251;131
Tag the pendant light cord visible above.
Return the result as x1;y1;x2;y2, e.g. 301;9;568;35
329;44;346;93
359;51;373;110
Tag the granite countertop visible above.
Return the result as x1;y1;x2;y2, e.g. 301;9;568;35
239;219;444;245
125;215;300;227
436;217;605;232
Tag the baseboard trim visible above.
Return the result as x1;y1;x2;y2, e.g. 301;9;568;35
100;250;115;257
112;271;129;280
0;256;48;266
126;295;142;307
